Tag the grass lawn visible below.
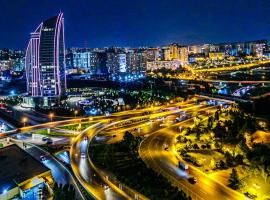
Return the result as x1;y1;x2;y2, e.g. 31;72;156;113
57;122;96;131
35;129;76;137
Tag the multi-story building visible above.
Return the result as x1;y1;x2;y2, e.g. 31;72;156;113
179;46;189;65
134;49;148;73
162;44;188;65
0;49;25;71
66;48;98;73
163;44;179;61
188;45;204;54
25;12;66;107
95;51;107;74
73;51;91;69
106;48;127;74
147;60;181;71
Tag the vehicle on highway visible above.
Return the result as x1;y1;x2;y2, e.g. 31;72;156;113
81;152;86;158
0;121;5;132
164;144;169;151
187;177;197;184
104;111;110;116
42;137;49;141
40;155;46;162
178;162;189;171
244;192;257;199
46;138;53;145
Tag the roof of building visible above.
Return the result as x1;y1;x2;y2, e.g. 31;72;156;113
0;144;50;194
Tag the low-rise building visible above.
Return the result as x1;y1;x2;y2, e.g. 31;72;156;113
209;52;225;60
0;145;53;200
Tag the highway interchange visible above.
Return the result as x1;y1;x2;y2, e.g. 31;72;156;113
0;95;246;200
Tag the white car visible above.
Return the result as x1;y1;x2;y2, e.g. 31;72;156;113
81;152;86;158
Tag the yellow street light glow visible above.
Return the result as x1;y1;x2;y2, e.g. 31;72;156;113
22;117;28;127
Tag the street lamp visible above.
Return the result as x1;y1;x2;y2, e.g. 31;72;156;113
74;110;78;118
22;117;28;127
49;113;54;122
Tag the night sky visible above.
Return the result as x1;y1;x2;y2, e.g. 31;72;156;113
0;0;270;49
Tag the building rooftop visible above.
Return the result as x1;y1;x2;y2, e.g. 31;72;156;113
0;144;50;194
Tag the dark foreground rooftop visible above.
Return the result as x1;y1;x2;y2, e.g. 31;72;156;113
0;144;50;193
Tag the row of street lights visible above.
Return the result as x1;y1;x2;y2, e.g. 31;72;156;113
21;112;55;127
21;110;80;127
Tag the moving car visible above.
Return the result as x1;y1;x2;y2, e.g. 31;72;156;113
42;137;49;141
40;155;46;162
46;138;53;144
81;152;86;158
187;177;197;184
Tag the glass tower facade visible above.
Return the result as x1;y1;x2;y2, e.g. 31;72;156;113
25;13;66;97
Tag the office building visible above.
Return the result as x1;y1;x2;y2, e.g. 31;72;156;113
25;13;66;106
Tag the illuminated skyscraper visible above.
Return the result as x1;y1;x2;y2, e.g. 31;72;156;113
25;13;66;105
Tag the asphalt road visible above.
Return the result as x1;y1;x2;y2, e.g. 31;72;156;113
1;96;238;200
139;110;245;200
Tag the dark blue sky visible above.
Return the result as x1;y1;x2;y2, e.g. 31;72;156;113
0;0;269;49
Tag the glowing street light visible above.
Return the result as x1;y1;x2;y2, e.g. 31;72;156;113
74;110;78;118
49;113;54;122
22;117;28;127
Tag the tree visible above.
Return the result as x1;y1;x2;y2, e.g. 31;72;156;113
209;158;216;169
207;116;213;129
214;111;219;121
228;168;241;190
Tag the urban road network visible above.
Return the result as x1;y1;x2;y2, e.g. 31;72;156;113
0;95;246;200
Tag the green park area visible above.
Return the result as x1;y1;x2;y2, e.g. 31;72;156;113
57;122;96;131
175;105;270;199
35;129;76;137
89;132;190;200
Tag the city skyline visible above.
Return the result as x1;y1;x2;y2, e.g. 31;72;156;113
0;0;270;49
1;2;270;200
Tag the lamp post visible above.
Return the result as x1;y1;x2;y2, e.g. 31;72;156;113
49;113;54;122
74;110;78;118
22;117;28;127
